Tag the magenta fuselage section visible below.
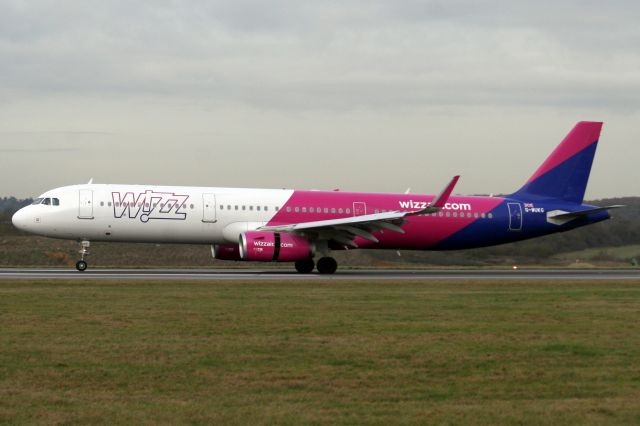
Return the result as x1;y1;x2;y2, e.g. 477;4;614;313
264;190;609;251
265;191;507;250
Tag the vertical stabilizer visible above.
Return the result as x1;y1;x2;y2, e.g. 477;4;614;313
512;121;602;203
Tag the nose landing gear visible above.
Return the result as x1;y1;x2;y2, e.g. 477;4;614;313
76;240;90;272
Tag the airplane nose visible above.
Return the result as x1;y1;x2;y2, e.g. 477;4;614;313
11;208;29;231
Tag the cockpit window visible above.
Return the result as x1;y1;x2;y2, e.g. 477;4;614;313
31;197;60;206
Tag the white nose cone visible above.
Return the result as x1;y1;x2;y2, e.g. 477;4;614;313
11;208;28;231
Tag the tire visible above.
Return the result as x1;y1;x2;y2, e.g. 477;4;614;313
295;258;315;273
76;260;88;272
316;257;338;274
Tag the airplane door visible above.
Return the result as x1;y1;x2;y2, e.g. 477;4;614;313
507;203;523;231
78;190;94;219
353;202;367;217
202;193;217;223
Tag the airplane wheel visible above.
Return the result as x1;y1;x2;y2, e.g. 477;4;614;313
76;260;88;272
295;258;315;273
317;257;338;274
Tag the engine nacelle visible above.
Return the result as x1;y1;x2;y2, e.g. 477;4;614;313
239;231;314;262
211;243;242;261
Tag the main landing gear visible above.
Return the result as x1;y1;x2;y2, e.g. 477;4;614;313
76;240;90;272
295;258;315;274
295;256;338;274
316;257;338;274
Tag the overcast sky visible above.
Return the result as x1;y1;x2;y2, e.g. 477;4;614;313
1;0;638;199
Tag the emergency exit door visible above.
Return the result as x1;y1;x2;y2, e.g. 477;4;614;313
202;193;217;223
507;203;523;231
78;190;94;219
353;202;367;216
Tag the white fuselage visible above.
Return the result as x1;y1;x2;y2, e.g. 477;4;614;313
12;184;293;244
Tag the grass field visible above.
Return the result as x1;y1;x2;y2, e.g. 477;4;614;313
1;280;640;425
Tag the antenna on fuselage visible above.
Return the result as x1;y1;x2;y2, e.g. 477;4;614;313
87;178;94;184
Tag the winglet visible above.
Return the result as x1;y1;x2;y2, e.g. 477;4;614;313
431;175;460;209
406;175;460;216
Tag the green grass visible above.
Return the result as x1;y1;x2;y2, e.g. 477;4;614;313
1;280;640;424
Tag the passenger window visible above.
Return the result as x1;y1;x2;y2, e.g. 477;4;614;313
294;207;299;212
324;208;329;213
310;207;315;213
275;206;279;211
302;207;307;213
242;205;246;210
286;207;291;212
235;205;239;210
331;208;336;213
220;205;224;210
257;206;261;211
100;201;104;207
346;208;351;214
264;206;268;211
249;206;253;211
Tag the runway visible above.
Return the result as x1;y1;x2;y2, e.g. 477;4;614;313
0;268;639;281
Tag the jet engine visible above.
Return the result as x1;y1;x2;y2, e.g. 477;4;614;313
211;243;242;261
239;231;314;262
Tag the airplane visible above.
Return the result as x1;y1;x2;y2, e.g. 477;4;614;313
11;121;622;274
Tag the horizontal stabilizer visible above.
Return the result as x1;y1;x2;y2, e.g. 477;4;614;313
547;205;623;225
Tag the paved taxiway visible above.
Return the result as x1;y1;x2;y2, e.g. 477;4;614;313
0;268;638;281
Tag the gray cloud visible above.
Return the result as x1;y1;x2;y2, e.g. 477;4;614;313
0;1;638;197
1;0;639;111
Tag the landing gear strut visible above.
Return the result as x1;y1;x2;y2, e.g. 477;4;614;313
316;257;338;274
295;258;315;274
76;240;90;272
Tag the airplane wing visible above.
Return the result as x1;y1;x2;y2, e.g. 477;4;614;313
258;176;460;247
